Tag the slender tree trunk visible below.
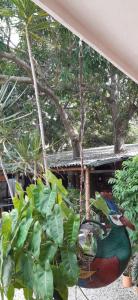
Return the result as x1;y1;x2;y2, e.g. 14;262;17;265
25;26;48;175
114;122;125;153
0;157;13;199
72;138;80;159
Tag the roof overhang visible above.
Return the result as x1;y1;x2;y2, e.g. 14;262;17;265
32;0;138;84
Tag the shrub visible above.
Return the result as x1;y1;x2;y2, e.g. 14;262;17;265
0;171;80;300
109;155;138;246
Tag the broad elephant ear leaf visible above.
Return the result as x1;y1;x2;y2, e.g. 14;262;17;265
29;221;42;258
7;284;14;300
44;204;63;247
17;253;34;289
2;256;14;293
1;212;12;256
23;287;34;300
45;170;68;196
60;248;79;286
91;192;110;216
33;185;56;216
53;266;68;300
64;213;80;248
16;217;33;249
33;262;53;300
40;241;58;263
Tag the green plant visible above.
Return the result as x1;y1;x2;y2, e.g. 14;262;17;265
67;188;85;214
109;156;138;246
0;171;80;300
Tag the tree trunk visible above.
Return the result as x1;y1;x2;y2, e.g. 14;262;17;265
114;129;125;153
72;138;80;159
113;120;126;153
25;27;48;174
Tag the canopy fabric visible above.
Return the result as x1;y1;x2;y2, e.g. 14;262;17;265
32;0;138;84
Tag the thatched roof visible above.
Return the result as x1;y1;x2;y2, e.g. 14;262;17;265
47;143;138;169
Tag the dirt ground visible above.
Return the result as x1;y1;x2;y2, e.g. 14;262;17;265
69;277;138;300
1;276;138;300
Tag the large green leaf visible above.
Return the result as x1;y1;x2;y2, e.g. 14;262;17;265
30;221;42;258
54;286;68;300
1;212;12;256
47;188;58;215
13;196;24;215
44;204;63;246
26;184;36;208
53;266;68;300
7;284;14;300
60;248;79;286
91;192;110;216
59;201;73;219
45;170;68;196
10;209;18;233
12;182;26;214
17;253;34;289
23;288;34;300
33;185;55;216
40;241;58;263
16;181;24;194
16;217;33;249
2;256;14;293
33;262;53;300
64;214;80;248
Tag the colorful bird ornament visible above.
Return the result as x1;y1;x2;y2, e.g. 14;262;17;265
78;192;135;288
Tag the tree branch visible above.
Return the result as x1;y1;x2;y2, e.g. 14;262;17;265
0;51;31;76
0;51;80;154
0;74;32;84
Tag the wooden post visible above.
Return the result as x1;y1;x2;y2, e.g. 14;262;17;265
85;167;90;220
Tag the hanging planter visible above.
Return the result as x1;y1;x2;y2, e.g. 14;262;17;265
77;191;136;289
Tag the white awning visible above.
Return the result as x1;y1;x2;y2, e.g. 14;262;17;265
32;0;138;83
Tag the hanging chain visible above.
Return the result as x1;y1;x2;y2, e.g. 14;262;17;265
78;286;91;300
79;39;86;221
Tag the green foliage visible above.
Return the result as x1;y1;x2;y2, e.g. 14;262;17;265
0;171;80;300
91;192;110;217
1;0;138;154
109;156;138;245
67;188;85;214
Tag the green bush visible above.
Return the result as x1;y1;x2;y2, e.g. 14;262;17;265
0;171;80;300
67;188;85;215
109;155;138;246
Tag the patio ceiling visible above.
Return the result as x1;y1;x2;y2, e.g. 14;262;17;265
32;0;138;84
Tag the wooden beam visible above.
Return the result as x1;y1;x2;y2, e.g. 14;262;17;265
85;167;91;220
90;169;115;174
50;167;87;173
50;167;115;174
